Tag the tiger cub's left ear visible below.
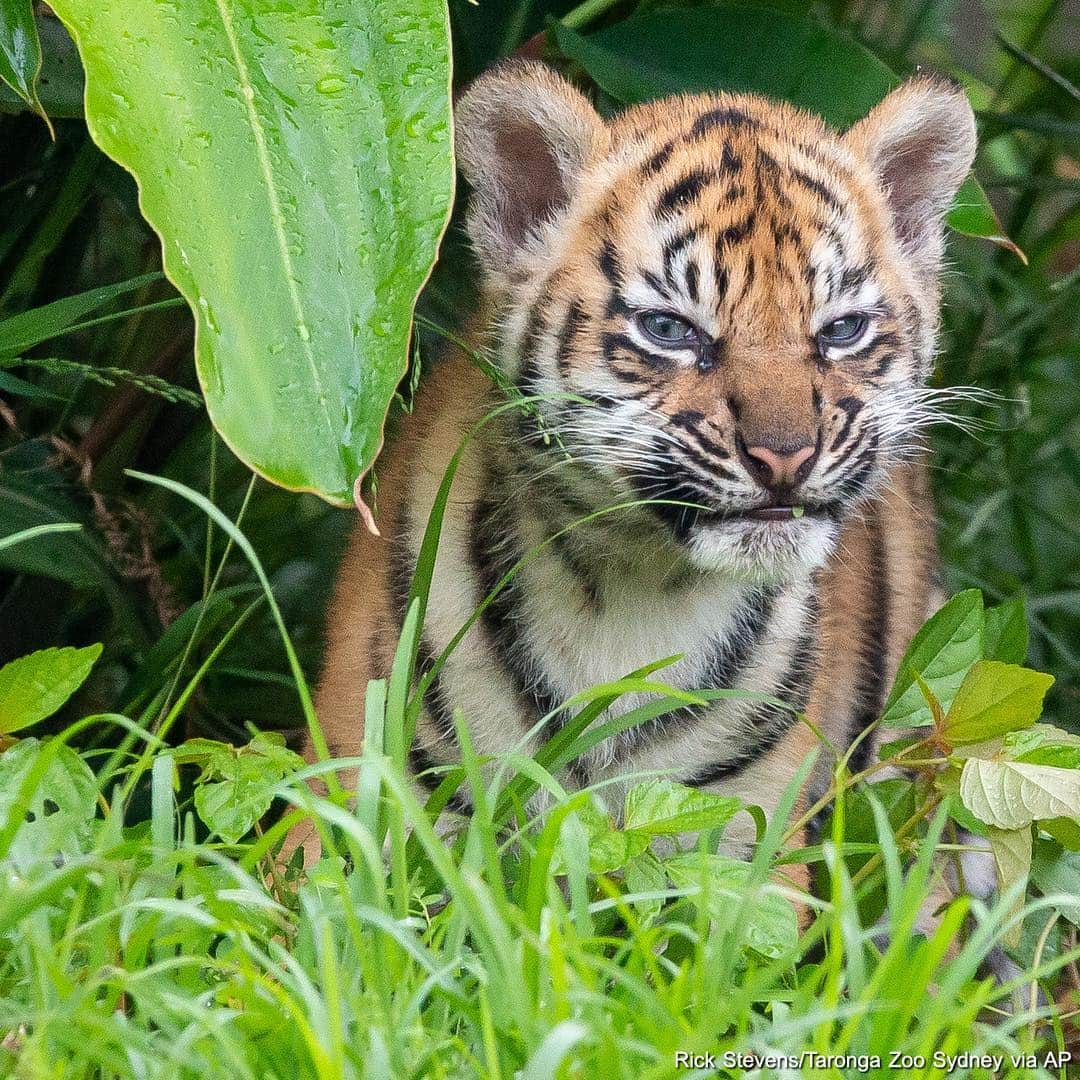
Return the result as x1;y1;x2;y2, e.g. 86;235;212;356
455;61;607;278
846;77;977;279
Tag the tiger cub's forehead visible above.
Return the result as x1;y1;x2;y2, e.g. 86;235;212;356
562;93;892;333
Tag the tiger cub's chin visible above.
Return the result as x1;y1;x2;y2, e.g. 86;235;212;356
299;62;977;884
684;512;841;582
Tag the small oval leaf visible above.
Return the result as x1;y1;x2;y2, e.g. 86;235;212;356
0;643;103;734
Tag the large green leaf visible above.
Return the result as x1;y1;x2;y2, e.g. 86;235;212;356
553;5;1017;251
49;0;454;506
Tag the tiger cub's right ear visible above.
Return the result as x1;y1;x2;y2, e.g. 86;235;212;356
455;62;606;276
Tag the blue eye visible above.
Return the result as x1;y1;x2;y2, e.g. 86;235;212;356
818;314;869;349
639;311;697;345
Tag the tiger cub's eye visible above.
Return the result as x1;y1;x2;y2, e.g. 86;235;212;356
638;311;697;346
817;313;869;350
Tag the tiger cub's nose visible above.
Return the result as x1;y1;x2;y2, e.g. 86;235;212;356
737;438;818;493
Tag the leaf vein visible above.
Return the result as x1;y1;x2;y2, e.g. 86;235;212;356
210;0;334;437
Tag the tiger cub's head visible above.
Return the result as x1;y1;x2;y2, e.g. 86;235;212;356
455;62;976;580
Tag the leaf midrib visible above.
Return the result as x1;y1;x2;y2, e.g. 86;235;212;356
211;0;334;439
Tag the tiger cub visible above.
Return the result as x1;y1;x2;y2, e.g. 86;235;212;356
301;62;976;869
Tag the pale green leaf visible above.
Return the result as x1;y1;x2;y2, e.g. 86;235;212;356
987;825;1031;948
623;779;741;837
940;660;1053;745
0;644;103;735
0;738;98;869
960;758;1080;830
49;0;454;506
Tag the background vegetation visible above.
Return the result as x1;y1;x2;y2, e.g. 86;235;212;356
0;0;1077;1076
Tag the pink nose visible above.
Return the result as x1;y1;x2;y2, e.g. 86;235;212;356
741;443;816;490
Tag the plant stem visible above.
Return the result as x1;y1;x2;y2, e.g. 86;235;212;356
849;791;943;891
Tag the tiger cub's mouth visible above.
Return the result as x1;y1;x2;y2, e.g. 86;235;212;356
701;502;840;526
742;505;812;522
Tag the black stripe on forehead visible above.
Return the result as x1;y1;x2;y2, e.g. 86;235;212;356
717;213;754;249
684;258;700;303
837;263;873;295
641;269;672;299
597;238;622;287
662;225;701;291
657;169;712;216
690;106;763;138
816;226;850;298
772;217;809;260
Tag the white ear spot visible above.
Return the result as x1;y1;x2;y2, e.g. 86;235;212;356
846;77;977;279
454;62;607;275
